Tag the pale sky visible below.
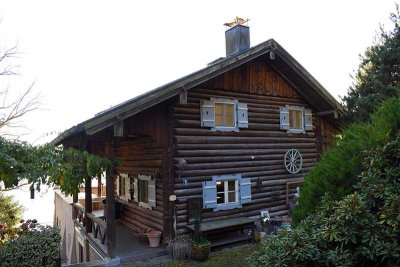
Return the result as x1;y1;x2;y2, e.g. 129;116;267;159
0;0;396;144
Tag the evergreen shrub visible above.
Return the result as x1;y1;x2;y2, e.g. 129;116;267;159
293;97;400;222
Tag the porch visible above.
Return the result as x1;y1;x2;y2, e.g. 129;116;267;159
72;202;166;263
55;190;166;265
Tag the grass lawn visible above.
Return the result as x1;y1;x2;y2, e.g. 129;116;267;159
166;244;258;267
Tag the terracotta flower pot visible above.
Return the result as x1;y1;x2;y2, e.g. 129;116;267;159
147;230;162;247
191;242;211;261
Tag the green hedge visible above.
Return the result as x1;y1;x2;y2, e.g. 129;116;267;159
249;135;400;266
292;97;400;222
0;226;61;267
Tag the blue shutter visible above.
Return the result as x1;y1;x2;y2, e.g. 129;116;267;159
280;107;290;130
237;103;248;128
200;100;215;128
304;109;313;131
202;180;217;209
240;178;252;204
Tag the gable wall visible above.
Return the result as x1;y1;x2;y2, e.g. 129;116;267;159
202;59;301;98
172;60;336;234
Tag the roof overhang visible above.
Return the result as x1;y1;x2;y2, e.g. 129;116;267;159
52;39;343;145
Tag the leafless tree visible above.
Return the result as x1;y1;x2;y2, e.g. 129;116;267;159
0;45;40;138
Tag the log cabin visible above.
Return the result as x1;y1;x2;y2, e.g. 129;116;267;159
53;20;342;263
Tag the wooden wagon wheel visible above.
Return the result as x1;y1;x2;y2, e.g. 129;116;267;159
284;149;303;174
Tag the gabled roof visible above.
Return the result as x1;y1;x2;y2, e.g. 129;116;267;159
52;38;343;145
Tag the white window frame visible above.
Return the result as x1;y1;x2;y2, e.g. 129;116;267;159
202;174;252;211
213;99;238;131
216;179;239;205
287;105;305;134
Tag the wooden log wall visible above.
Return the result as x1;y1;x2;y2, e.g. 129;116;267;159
319;118;338;153
172;60;333;234
114;137;164;233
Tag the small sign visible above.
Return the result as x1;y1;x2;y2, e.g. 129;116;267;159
183;179;188;185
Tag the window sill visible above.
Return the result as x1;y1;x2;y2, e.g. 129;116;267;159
286;129;306;134
211;126;239;132
138;202;152;210
214;203;242;211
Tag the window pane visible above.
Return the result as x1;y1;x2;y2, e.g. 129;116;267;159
215;103;222;116
215;103;235;127
216;181;224;193
138;180;148;203
223;104;235;127
215;103;223;126
216;181;225;204
217;193;224;204
289;109;303;129
228;180;236;191
121;177;125;195
228;192;236;203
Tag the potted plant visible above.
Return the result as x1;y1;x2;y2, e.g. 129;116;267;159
191;217;210;261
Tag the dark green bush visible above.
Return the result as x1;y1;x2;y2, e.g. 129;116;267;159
0;225;61;267
249;135;400;266
293;97;400;222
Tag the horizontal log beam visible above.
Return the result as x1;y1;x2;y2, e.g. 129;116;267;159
177;148;316;157
175;135;316;144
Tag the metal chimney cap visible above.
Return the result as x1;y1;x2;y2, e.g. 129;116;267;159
224;17;250;28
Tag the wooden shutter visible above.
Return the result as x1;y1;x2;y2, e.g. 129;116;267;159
239;178;252;204
280;107;290;130
304;109;313;131
202;180;217;209
200;100;215;128
237;103;248;128
148;180;156;208
125;176;131;200
133;178;138;202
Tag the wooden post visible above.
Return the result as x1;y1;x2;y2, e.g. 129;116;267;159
97;175;102;197
162;104;175;242
85;176;93;233
73;193;78;204
105;141;116;259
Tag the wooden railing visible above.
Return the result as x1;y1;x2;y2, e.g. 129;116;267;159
72;203;107;245
87;212;107;244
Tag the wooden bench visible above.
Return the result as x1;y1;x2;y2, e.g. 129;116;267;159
186;217;256;247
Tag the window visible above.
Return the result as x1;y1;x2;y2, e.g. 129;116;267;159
216;180;238;204
215;102;235;127
280;105;313;133
201;98;248;131
138;179;148;204
120;176;126;195
203;174;251;211
289;108;303;130
133;174;156;209
117;173;131;201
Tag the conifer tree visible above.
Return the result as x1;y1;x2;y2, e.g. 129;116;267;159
342;5;400;123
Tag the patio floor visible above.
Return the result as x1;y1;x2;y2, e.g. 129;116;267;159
87;216;166;263
114;222;167;263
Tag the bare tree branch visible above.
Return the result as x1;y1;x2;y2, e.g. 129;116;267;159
0;44;41;137
0;182;29;191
